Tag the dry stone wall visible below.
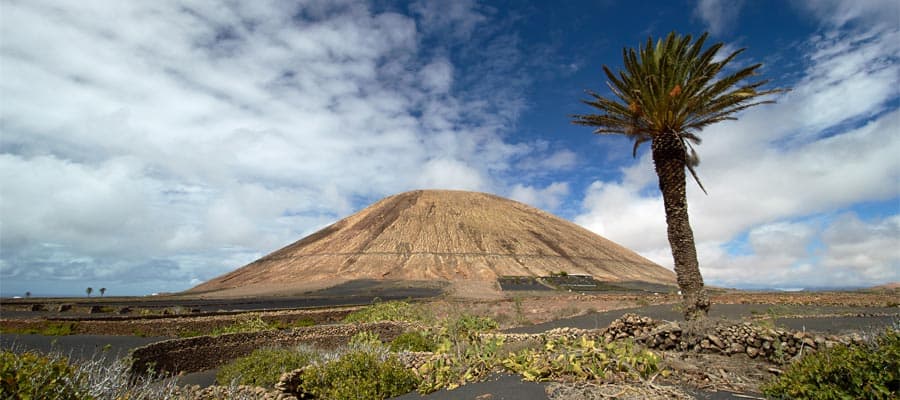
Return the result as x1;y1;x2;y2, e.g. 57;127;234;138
130;321;409;376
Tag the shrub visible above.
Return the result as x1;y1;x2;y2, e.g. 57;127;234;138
0;350;86;400
445;314;498;339
217;347;320;388
502;336;661;383
390;330;437;352
343;300;428;323
417;335;506;393
211;315;277;335
349;331;383;347
299;350;419;399
762;329;899;399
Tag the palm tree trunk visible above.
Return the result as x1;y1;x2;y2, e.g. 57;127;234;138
652;132;709;321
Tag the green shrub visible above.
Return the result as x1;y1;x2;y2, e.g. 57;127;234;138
216;347;319;388
349;331;383;347
0;322;78;336
445;314;498;339
762;329;899;399
502;336;661;383
299;350;419;399
417;335;506;393
343;300;428;323
211;315;277;335
390;330;437;352
0;350;87;400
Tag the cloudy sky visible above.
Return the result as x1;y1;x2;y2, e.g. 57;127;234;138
1;0;897;296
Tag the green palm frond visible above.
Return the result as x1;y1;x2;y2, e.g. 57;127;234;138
573;31;788;192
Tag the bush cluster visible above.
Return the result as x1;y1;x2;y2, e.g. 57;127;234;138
1;350;86;400
299;350;419;399
216;347;319;387
211;315;277;336
503;336;661;382
390;330;437;352
342;300;428;323
762;329;899;399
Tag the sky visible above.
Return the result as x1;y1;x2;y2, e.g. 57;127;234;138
1;0;898;297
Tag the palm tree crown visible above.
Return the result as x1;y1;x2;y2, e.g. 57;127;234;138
573;31;783;191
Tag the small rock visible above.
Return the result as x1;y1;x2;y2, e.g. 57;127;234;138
57;304;73;312
708;334;725;349
30;304;46;312
118;307;131;314
746;347;760;358
89;305;103;314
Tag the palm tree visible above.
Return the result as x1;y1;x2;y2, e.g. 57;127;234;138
86;287;93;297
100;287;106;297
25;291;31;298
573;32;785;320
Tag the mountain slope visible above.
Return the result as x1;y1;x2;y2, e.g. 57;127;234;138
190;190;675;295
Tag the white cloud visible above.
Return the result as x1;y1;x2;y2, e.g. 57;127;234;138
0;1;567;295
415;159;487;191
510;182;570;210
694;0;745;35
575;24;900;287
796;0;900;28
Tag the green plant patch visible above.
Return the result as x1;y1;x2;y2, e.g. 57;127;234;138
417;335;507;393
299;350;419;400
444;314;499;339
1;322;79;336
502;336;661;383
390;330;437;352
343;300;428;323
211;315;277;335
1;350;88;400
216;347;320;388
762;329;899;399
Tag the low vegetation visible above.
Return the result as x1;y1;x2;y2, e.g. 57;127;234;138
216;346;320;387
0;349;181;400
390;330;437;352
1;350;86;400
763;328;899;399
299;350;419;399
0;321;78;336
343;299;430;323
503;336;661;382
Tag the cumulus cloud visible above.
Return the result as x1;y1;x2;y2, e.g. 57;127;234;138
795;0;900;28
0;1;567;295
694;0;746;35
575;23;900;287
510;182;570;210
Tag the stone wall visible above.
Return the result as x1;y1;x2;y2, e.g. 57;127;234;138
130;321;409;376
597;314;863;363
490;314;865;364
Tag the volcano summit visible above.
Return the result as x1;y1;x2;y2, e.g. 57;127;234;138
191;190;675;296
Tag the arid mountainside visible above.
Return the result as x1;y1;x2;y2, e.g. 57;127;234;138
190;190;675;296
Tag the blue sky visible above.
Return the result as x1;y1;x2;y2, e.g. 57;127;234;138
1;0;897;296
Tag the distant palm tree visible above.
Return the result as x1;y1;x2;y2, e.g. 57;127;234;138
100;288;106;297
573;32;785;320
25;291;31;298
86;287;93;297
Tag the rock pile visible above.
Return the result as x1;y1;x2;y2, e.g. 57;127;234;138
597;313;864;363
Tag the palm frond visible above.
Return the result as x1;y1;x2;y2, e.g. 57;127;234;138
573;31;787;192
